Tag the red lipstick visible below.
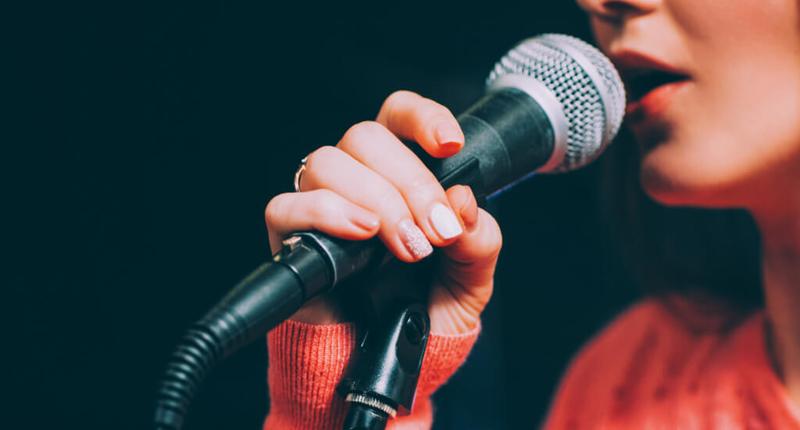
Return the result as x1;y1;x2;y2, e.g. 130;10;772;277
611;51;691;126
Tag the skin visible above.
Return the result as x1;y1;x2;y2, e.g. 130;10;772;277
265;0;800;409
578;0;800;405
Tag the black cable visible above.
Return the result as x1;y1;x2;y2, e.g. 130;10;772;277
153;238;335;430
153;313;241;429
154;231;394;429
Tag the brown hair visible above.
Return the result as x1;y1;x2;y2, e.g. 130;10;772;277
599;130;763;313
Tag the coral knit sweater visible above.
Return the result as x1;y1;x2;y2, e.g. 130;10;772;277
263;299;800;429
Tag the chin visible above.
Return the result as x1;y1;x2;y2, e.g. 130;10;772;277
640;168;717;208
637;142;749;209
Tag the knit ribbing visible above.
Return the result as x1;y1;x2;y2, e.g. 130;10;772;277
264;319;480;430
264;320;355;429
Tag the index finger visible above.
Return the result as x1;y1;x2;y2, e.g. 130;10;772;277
375;90;464;159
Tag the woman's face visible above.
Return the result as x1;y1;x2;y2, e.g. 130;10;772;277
578;0;800;210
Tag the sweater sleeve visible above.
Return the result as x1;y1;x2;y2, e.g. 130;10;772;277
263;319;480;430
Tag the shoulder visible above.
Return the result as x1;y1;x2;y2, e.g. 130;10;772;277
559;297;696;374
555;298;678;387
541;296;744;429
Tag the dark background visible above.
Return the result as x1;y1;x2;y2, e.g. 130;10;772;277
8;1;638;428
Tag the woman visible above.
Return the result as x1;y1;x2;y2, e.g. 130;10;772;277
262;0;800;428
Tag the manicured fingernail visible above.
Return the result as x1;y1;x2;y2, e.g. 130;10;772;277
351;211;380;231
397;219;433;259
429;202;463;239
435;123;463;148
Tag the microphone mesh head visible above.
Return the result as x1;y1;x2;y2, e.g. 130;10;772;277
488;34;626;173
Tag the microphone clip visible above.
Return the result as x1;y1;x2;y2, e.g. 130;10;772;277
338;300;430;430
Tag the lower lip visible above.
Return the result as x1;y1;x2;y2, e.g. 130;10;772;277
625;80;691;126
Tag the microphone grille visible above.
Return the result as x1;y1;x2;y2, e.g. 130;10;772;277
488;34;626;172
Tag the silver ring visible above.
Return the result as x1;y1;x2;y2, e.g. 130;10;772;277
293;156;308;192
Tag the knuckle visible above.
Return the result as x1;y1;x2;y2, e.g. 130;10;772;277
406;99;456;142
483;218;504;256
384;90;419;108
264;193;291;226
340;121;387;150
418;101;453;122
373;186;406;215
489;234;503;257
406;176;442;202
379;90;421;127
304;146;339;182
305;145;338;169
340;121;392;155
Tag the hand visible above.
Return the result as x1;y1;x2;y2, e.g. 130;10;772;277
264;91;502;335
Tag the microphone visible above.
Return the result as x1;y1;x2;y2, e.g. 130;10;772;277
154;33;625;430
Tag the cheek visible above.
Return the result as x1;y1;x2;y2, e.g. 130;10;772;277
639;71;800;207
670;0;796;42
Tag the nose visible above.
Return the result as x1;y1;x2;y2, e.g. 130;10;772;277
577;0;659;20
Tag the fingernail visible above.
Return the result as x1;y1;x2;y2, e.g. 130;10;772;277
397;219;433;259
429;202;463;240
450;185;471;211
351;211;380;231
435;123;463;148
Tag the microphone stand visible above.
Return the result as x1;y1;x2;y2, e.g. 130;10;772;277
337;194;489;429
338;300;430;430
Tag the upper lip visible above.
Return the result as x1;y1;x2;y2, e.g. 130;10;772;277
610;50;689;80
609;51;691;102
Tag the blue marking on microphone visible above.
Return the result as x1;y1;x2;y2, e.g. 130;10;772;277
486;170;539;201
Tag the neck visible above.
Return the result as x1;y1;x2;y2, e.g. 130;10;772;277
753;204;800;405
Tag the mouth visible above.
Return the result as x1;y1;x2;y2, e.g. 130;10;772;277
625;69;690;104
611;51;692;124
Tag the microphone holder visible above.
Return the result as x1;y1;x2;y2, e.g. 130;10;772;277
338;300;430;430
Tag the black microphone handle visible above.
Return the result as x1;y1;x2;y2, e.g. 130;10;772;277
153;87;554;430
199;85;557;348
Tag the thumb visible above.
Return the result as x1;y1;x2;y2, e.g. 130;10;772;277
438;185;503;294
